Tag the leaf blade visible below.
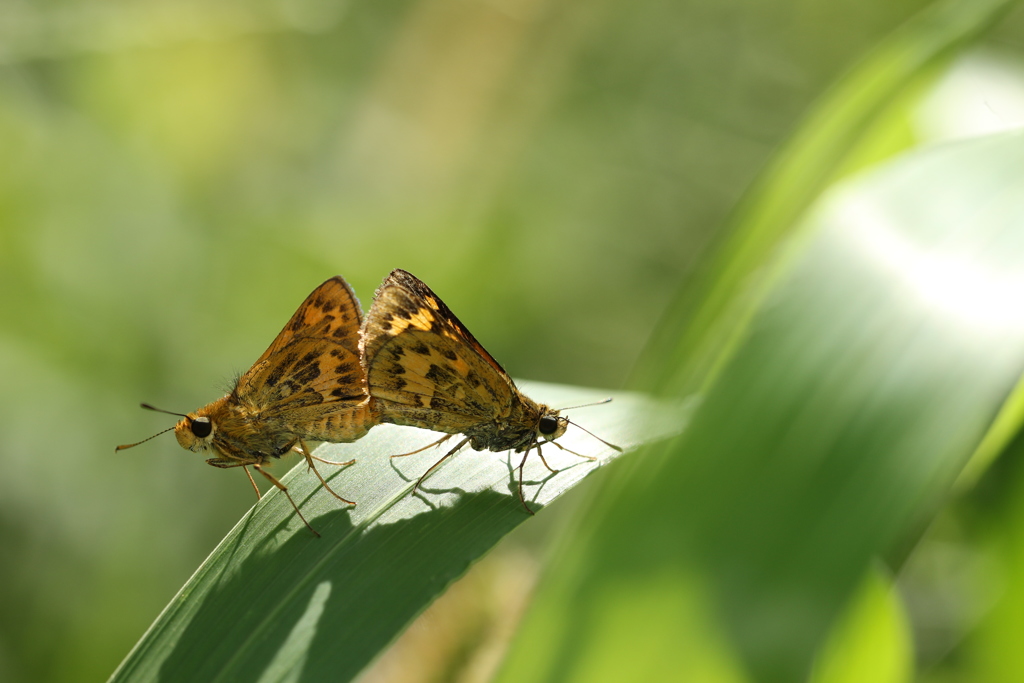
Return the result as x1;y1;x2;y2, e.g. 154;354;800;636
108;381;680;683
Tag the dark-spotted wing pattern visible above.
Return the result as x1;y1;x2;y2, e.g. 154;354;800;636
237;276;372;440
360;270;517;434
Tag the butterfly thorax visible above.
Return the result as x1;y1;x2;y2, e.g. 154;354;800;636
465;397;566;452
174;395;298;464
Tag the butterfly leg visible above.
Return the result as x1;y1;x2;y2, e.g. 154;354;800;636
243;466;262;501
414;437;470;491
549;440;598;461
207;457;264;501
298;439;356;507
209;456;320;536
534;442;559;474
308;453;356;467
294;441;355;468
392;434;453;459
516;443;536;515
252;463;320;538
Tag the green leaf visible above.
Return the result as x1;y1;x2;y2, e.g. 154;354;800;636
496;131;1024;682
108;381;680;683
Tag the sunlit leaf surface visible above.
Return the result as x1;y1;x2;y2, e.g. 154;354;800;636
108;382;680;683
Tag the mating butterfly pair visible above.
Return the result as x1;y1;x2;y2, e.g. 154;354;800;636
118;270;616;536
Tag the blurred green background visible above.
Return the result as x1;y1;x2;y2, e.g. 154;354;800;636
4;0;1024;681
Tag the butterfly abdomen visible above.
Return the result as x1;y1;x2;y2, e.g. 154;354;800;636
298;399;380;442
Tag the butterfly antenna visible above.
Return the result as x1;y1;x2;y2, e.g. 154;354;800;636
116;403;188;451
140;403;188;417
566;420;623;452
558;397;613;411
116;425;176;451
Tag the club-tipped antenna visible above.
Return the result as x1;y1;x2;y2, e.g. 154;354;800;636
116;425;176;451
140;403;188;417
566;420;623;452
115;403;188;451
558;397;613;411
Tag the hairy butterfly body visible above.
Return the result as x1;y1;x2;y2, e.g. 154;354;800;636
118;276;379;536
360;269;616;513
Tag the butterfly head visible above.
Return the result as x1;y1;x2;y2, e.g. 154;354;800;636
174;412;216;452
116;402;217;454
536;409;568;442
553;398;623;453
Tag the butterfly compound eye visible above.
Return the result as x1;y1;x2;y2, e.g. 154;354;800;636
538;415;559;435
190;417;213;438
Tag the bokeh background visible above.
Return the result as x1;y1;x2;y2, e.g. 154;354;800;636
4;1;1024;682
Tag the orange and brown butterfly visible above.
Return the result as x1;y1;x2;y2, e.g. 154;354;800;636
117;276;380;536
359;269;619;514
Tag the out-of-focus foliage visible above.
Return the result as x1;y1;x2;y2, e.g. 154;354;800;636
494;1;1024;682
499;129;1024;683
3;0;1024;681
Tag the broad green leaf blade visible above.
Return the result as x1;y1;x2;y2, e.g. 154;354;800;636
497;133;1024;683
108;382;679;683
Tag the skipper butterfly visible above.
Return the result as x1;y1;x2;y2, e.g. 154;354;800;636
118;276;379;536
359;269;618;513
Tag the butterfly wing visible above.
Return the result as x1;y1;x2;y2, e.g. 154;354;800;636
360;269;516;433
254;276;362;364
235;276;374;441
